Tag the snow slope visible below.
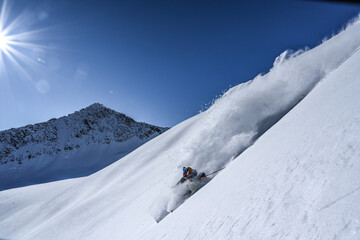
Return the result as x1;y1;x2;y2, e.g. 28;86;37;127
141;29;360;240
0;17;360;240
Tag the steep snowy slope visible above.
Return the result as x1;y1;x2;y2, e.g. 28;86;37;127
0;103;167;190
141;34;360;240
0;17;359;240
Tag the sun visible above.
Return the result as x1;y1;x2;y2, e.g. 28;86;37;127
0;0;53;84
0;31;9;52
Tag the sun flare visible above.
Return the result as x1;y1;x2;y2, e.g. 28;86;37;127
0;0;52;84
0;31;9;52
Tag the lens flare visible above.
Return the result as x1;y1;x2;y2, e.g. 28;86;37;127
0;0;55;86
0;31;9;51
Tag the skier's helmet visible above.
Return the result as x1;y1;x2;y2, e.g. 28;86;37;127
183;167;188;174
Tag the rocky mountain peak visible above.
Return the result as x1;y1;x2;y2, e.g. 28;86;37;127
0;104;168;167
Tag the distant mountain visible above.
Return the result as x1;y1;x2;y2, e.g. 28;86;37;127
0;103;168;190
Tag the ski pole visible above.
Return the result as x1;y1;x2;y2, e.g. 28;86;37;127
206;167;226;177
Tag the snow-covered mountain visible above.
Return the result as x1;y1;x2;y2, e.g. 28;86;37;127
0;17;360;240
0;103;168;190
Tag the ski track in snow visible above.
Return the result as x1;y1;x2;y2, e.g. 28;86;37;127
319;187;360;212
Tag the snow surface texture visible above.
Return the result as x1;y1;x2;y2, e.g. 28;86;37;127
0;103;168;190
1;17;360;240
142;28;360;240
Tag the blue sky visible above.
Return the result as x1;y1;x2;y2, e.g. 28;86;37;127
0;0;359;130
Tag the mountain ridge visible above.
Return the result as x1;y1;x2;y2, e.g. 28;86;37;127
0;103;168;190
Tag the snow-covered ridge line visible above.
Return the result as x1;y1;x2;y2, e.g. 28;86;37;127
182;18;360;173
0;103;168;190
0;103;167;165
152;17;360;218
142;30;360;240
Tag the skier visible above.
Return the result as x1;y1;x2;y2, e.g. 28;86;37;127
178;167;206;184
183;167;197;179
